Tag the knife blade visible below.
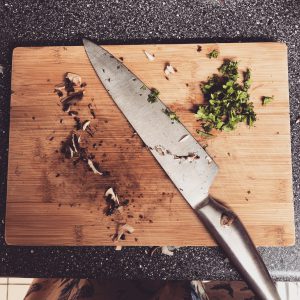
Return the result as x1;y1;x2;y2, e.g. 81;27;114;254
83;39;280;300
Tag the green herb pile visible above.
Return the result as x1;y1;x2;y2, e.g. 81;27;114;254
196;60;256;135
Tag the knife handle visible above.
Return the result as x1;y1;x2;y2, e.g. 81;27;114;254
196;196;280;300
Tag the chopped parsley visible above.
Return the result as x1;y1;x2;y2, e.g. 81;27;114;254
163;108;179;122
147;88;159;103
262;96;273;106
207;49;219;59
196;60;256;135
196;129;213;138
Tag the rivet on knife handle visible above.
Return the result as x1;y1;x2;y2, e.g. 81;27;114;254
197;196;281;300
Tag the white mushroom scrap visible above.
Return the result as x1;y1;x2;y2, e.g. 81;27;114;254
87;159;103;175
161;246;174;256
105;187;120;206
113;224;135;242
82;120;91;131
66;72;82;86
164;64;176;76
144;50;155;61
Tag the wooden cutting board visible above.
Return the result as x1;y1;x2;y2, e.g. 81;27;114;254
5;43;295;246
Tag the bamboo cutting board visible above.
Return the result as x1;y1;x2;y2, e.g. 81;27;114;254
6;43;295;246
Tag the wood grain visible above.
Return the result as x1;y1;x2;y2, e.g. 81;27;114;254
5;43;295;246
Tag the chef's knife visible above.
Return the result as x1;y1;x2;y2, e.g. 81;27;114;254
83;39;280;300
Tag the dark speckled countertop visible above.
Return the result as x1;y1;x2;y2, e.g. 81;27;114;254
0;0;299;280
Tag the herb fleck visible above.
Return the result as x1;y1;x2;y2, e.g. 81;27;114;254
196;130;213;138
147;88;159;103
262;95;273;106
163;108;179;122
207;49;219;59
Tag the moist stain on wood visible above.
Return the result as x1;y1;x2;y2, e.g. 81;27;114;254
41;169;54;203
5;43;295;246
14;165;21;176
74;225;83;243
33;138;47;160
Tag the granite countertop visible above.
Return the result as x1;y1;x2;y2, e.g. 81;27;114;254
0;0;299;280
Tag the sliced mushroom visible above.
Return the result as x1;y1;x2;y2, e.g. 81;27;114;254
87;159;103;175
82;120;91;131
144;50;155;61
164;63;176;76
66;72;82;86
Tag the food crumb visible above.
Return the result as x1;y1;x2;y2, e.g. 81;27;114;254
88;103;96;119
32;116;35;120
164;63;176;77
144;50;155;61
197;45;202;52
207;49;219;59
220;212;235;227
247;190;251;194
55;173;60;177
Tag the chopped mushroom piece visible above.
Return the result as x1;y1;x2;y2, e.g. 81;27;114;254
69;147;74;158
87;159;103;175
66;72;82;86
105;188;120;206
60;90;85;105
164;63;176;76
115;245;122;251
122;224;135;234
150;246;160;256
71;133;79;153
113;224;135;242
144;50;155;61
82;120;91;131
54;82;65;93
161;246;174;256
104;188;130;216
54;73;87;112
